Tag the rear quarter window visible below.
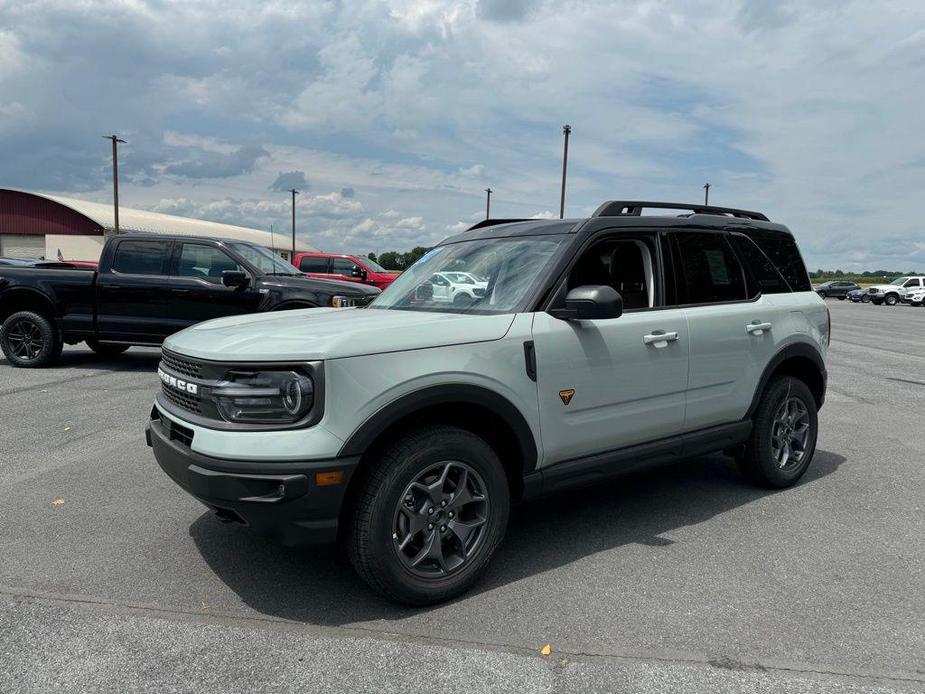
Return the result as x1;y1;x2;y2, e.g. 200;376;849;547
728;233;791;295
749;231;811;292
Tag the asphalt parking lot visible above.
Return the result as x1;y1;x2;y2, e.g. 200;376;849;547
1;300;923;694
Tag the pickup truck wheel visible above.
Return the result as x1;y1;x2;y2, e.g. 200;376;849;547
346;425;510;606
884;294;899;306
0;311;61;368
738;376;818;489
86;339;130;356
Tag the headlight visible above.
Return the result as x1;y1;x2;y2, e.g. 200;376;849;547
212;370;314;424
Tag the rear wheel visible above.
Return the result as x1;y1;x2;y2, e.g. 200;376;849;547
861;294;870;303
738;376;818;488
86;339;130;356
346;425;509;605
0;311;62;368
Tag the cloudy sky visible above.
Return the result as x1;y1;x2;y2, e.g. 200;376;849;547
1;0;923;269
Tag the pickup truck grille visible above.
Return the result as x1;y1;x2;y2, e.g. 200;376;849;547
161;351;201;378
161;381;202;414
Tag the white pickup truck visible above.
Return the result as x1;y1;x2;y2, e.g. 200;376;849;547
866;276;925;305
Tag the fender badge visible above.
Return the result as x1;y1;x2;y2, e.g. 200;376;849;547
559;389;575;405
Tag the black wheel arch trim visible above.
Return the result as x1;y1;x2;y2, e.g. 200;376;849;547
745;341;826;419
337;383;539;472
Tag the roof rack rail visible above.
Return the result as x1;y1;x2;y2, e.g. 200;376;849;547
467;218;530;231
592;200;769;222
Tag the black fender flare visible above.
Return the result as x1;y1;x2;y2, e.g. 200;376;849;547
745;342;827;418
338;383;539;472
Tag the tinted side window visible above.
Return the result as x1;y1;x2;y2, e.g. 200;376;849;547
111;240;168;275
749;231;811;292
728;233;791;295
670;232;747;304
299;256;329;273
177;244;243;283
331;258;355;275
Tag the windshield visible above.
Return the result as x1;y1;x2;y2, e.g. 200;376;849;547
369;237;566;314
889;277;911;285
230;243;301;275
362;256;388;273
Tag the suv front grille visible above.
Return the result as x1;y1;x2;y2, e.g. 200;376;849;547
161;382;202;414
161;351;201;378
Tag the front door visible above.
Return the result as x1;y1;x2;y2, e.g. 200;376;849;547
531;233;689;465
96;238;172;342
167;242;262;332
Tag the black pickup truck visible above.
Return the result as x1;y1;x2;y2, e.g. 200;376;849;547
0;234;380;367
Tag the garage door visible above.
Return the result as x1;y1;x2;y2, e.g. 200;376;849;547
0;234;46;259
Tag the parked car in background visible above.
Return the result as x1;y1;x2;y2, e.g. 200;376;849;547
428;271;489;305
0;234;379;367
148;199;828;605
0;257;95;269
907;288;925;306
815;280;860;300
293;252;400;290
866;276;925;305
847;288;870;303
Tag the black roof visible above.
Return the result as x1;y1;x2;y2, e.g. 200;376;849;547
444;200;791;246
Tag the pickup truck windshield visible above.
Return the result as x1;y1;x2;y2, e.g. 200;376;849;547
369;237;565;314
230;243;301;276
889;277;911;285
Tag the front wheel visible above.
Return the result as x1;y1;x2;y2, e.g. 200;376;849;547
861;295;870;303
837;296;845;301
0;311;62;368
346;425;510;605
738;376;818;488
86;339;130;356
884;294;899;306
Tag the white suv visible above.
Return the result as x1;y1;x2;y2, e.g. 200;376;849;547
147;200;829;605
866;276;925;305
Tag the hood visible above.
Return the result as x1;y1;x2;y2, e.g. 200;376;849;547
259;274;379;296
868;283;902;292
163;308;516;361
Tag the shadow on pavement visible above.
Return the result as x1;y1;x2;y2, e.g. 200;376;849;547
0;348;162;374
189;448;846;624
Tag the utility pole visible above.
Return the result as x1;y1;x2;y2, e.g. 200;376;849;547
102;135;126;235
288;188;299;258
559;124;571;219
703;182;711;206
485;187;492;219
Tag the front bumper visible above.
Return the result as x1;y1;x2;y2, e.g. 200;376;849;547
146;413;359;547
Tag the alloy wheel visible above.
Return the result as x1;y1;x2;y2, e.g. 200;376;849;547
770;396;811;471
5;318;45;361
392;461;489;577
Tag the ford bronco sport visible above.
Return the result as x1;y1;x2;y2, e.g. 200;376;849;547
147;201;828;605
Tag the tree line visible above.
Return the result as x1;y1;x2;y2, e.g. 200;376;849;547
367;247;431;271
809;269;922;282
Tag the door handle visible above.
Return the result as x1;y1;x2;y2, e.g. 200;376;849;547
643;331;679;347
746;321;772;335
172;288;192;295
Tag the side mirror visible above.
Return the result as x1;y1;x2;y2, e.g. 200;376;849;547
550;285;623;321
351;265;367;279
222;270;249;288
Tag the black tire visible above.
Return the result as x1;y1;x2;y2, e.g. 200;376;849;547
346;425;510;605
0;310;62;368
861;295;870;303
452;293;472;307
816;291;827;299
738;375;818;489
884;293;899;306
837;296;845;301
86;339;130;356
872;299;882;305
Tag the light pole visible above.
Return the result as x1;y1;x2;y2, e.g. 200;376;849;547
102;135;126;235
485;187;492;219
703;182;711;206
288;188;299;257
559;124;571;219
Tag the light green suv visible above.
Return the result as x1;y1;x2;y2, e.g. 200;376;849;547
147;200;829;605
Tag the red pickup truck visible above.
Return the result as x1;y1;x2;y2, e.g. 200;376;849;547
292;252;399;290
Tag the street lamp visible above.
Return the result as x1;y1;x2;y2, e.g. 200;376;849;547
485;187;492;219
559;124;571;219
288;188;299;257
102;135;126;234
703;182;711;205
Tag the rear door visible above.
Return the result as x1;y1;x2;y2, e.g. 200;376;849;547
666;231;782;431
167;242;262;331
96;238;172;342
328;256;365;284
297;254;331;278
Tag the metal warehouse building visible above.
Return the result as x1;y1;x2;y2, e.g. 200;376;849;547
0;188;312;262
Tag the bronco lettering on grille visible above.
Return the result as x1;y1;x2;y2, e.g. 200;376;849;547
158;367;198;395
